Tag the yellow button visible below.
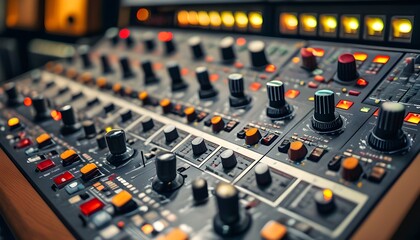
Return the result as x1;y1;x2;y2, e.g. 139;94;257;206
60;149;77;160
36;133;51;144
342;157;359;170
165;228;189;240
138;91;148;101
80;163;98;175
112;190;132;208
96;77;107;88
260;220;287;240
7;117;20;127
160;98;171;107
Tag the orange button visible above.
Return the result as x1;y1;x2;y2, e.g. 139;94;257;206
113;83;122;93
112;190;133;208
285;89;300;99
184;106;195;116
314;75;325;82
288;141;308;161
353;52;368;62
80;163;98;175
165;228;189;240
234;62;244;69
138;91;148;101
373;55;390;64
245;127;262;145
336;100;354;110
141;224;154;235
7;117;20;127
54;64;64;74
210;74;219;82
342;157;359;170
80;72;93;83
66;68;78;78
211;116;223;125
60;149;77;160
124;87;133;95
160;98;171;107
36;133;51;144
265;64;277;73
211;116;225;132
96;77;107;88
260;220;287;240
404;113;420;125
249;82;262;91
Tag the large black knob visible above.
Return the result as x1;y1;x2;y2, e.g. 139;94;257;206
59;105;82;135
119;57;134;79
152;152;184;192
266;80;293;119
228;74;252;108
255;163;272;186
213;182;251;236
32;96;50;121
141;60;159;85
368;102;408;152
219;36;236;63
196;67;218;99
105;129;135;165
311;90;343;132
167;63;188;91
220;149;237;169
78;45;92;69
4;82;22;106
336;53;359;83
163;125;179;143
189;36;205;59
248;40;268;68
191;137;207;156
192;178;209;203
82;120;97;139
100;54;113;74
301;48;317;71
141;117;154;132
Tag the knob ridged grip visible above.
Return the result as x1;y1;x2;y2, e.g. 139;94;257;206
228;74;245;98
248;40;268;68
267;80;286;108
155;152;177;183
314;90;336;122
219;36;236;62
337;53;359;82
106;129;128;155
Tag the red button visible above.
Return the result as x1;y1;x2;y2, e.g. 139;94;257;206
249;82;262;91
80;198;104;216
36;159;56;172
308;81;318;88
285;89;300;99
356;78;368;87
16;138;32;149
336;100;354;110
53;171;75;188
314;75;325;82
349;90;361;96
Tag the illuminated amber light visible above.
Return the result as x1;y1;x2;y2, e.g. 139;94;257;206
23;97;32;106
221;12;235;27
198;11;210;26
235;12;248;28
356;78;368;87
188;11;199;25
336;100;354;110
366;17;385;36
136;8;150;22
306;48;325;57
105;126;113;133
404;113;420;125
373;55;390;64
177;10;189;25
323;189;333;201
141;224;154;235
50;110;62;121
285;89;300;99
6;0;39;29
209;11;222;27
138;91;148;101
248;12;263;29
353;52;368;62
7;117;20;127
265;64;277;73
392;18;413;38
320;15;337;33
342;16;360;34
96;77;107;88
301;14;317;32
280;13;298;32
158;31;173;42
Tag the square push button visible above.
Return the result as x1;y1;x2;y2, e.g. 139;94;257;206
260;220;287;240
336;100;354;110
53;171;75;188
36;159;55;172
404;113;420;125
80;198;104;216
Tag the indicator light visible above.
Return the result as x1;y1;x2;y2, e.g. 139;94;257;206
390;16;414;42
50;110;62;121
341;15;360;38
136;8;150;22
320;15;337;36
356;78;368;87
221;11;235;27
177;10;189;26
306;48;325;57
285;89;300;99
188;11;198;25
236;37;246;46
234;12;248;28
198;11;210;26
209;11;221;27
336;100;354;110
118;28;130;39
404;113;420;125
158;31;173;42
280;13;298;34
265;64;276;73
353;52;368;62
249;12;263;29
323;189;333;201
300;14;317;35
372;55;390;64
365;16;385;40
7;117;20;127
23;97;32;106
105;126;113;133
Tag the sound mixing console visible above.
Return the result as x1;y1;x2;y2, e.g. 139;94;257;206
1;5;420;239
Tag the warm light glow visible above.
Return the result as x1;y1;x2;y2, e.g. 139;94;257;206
280;13;298;32
50;110;62;121
366;17;385;36
323;189;333;201
198;11;210;26
236;37;246;46
188;11;199;25
342;16;360;34
306;48;325;57
7;117;19;127
234;12;248;28
136;8;150;22
249;12;263;29
23;97;32;106
392;18;413;38
158;31;173;42
373;55;390;64
177;10;189;25
209;11;222;27
301;14;317;32
105;126;113;133
221;11;235;27
119;28;130;39
7;0;39;29
353;52;368;62
265;64;277;73
320;15;337;33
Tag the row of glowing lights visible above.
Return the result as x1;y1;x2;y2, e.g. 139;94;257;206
177;11;263;29
281;13;413;38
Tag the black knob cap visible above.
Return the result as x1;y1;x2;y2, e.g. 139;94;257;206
266;80;293;119
255;163;272;186
119;57;134;79
220;149;237;169
189;36;205;59
141;117;154;132
82;120;97;138
4;82;22;106
167;63;188;91
191;137;207;156
106;129;127;155
141;60;159;85
301;48;317;71
160;32;176;54
314;189;336;214
155;152;177;183
402;57;415;75
100;54;113;74
32;96;50;121
192;178;209;203
105;28;119;46
248;40;268;68
125;35;134;48
196;66;218;99
120;110;132;122
368;102;408;152
143;32;155;51
311;89;343;132
337;53;359;83
96;133;107;149
59;105;81;135
163;125;179;143
228;74;251;108
219;36;236;62
78;45;92;69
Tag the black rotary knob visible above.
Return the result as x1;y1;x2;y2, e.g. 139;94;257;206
219;36;236;63
248;40;269;68
196;66;218;99
100;54;113;74
266;80;293;119
213;182;251;236
314;189;336;214
32;96;50;121
143;32;155;52
96;133;107;149
141;117;154;132
311;89;343;132
4;82;22;106
163;125;179;143
189;36;205;59
152;152;184;192
228;74;252;108
59;105;82;135
82;120;97;139
119;57;134;79
191;137;208;156
254;163;272;186
141;60;159;85
125;35;134;48
161;33;176;55
78;45;92;69
301;48;317;71
167;63;188;91
368;102;408;152
105;129;135;165
192;178;209;203
220;149;237;169
336;53;359;83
